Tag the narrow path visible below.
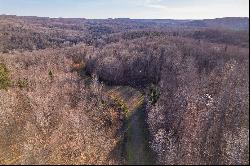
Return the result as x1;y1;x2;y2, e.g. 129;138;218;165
79;70;155;164
126;104;156;165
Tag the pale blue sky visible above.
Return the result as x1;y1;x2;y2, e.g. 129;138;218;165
0;0;249;19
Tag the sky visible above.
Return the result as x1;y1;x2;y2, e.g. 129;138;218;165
0;0;249;19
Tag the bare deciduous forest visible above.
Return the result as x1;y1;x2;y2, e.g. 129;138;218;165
0;15;249;165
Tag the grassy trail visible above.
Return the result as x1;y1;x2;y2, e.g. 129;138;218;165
125;104;156;165
81;71;156;165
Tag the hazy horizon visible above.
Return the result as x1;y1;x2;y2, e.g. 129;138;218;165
0;0;249;19
1;13;249;20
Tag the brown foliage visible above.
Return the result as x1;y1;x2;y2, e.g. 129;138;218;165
0;15;249;165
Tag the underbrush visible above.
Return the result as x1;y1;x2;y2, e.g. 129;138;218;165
0;63;11;90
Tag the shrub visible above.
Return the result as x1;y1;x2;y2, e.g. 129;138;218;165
49;70;53;80
17;78;29;89
110;94;130;116
0;63;11;90
149;85;160;106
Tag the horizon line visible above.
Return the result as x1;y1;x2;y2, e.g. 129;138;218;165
1;14;249;20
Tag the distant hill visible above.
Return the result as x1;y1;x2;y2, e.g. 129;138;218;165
185;17;249;30
0;15;248;30
113;17;249;30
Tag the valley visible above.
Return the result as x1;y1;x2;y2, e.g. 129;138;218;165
0;15;249;165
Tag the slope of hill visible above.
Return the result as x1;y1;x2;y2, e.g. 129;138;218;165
0;45;148;165
185;17;249;30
